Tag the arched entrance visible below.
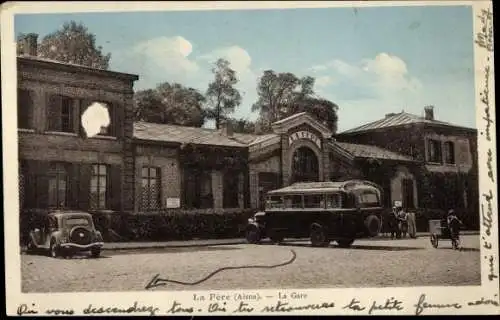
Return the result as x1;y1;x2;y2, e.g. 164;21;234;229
292;146;319;183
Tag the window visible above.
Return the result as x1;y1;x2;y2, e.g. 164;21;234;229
326;193;342;209
284;195;303;209
359;191;380;207
48;163;69;208
183;169;213;209
427;139;442;163
64;217;91;227
223;171;240;208
141;167;161;211
18;89;34;129
265;196;283;209
444;141;455;164
304;195;323;208
222;171;240;208
90;164;108;210
47;95;75;133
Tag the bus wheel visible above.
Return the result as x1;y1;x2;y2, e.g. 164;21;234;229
269;231;284;244
337;239;355;248
310;224;330;247
245;226;261;244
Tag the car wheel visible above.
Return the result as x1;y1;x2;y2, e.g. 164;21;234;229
337;239;355;248
91;248;101;258
26;239;36;254
50;240;60;258
310;225;330;247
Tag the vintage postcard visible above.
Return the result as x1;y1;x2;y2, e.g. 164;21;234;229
2;0;498;316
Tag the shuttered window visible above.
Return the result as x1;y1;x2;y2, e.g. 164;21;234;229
141;167;161;211
47;95;77;133
18;89;34;129
90;164;108;210
48;163;69;208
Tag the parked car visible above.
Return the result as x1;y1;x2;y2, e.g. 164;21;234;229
25;210;104;258
245;179;384;248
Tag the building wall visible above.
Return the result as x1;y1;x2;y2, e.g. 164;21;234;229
249;155;281;209
18;58;137;213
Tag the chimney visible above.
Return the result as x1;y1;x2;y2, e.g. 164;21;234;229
21;33;38;56
220;120;233;137
424;105;434;121
385;112;396;118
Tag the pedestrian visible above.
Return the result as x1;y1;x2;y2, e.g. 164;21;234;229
391;205;402;239
407;210;417;238
447;209;463;248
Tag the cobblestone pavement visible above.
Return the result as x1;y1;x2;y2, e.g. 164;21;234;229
21;235;480;292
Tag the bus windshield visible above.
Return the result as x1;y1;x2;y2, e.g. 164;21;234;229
265;196;284;209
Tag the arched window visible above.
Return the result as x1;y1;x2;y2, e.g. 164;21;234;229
292;147;319;183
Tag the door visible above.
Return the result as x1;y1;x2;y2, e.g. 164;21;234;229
258;172;280;210
401;178;415;209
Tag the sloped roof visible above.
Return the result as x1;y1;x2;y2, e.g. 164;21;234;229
18;55;139;80
335;142;415;162
133;121;279;148
340;111;473;134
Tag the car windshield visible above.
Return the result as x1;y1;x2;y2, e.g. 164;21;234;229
64;217;91;227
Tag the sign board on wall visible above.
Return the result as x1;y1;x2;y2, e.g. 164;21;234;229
288;131;322;149
166;198;181;208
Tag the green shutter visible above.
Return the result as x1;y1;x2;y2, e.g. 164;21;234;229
108;165;122;211
79;164;92;210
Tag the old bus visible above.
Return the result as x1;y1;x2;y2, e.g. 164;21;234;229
245;180;383;248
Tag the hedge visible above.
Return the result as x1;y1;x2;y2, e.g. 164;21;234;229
20;209;257;243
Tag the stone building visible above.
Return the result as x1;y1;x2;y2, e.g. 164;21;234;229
17;34;138;216
17;34;479;229
336;106;478;218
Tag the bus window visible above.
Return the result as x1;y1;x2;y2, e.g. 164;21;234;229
359;191;380;207
326;193;342;209
284;195;303;209
266;196;283;209
304;194;324;208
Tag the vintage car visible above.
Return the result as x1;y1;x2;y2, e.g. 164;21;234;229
245;180;384;248
26;211;104;258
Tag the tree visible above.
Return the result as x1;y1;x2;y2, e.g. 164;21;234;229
33;21;111;69
205;58;242;129
252;70;315;132
227;118;256;134
289;96;339;134
134;82;206;127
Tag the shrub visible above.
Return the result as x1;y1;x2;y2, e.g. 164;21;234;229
91;209;256;242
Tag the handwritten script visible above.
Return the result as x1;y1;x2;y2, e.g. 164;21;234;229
145;249;296;289
475;8;493;52
476;4;498;286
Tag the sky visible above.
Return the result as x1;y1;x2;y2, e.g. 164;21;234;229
14;4;477;132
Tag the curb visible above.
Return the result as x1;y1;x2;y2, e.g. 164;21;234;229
103;240;247;251
102;231;480;250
